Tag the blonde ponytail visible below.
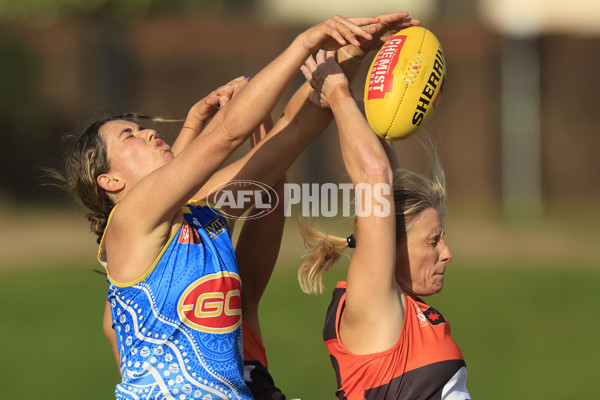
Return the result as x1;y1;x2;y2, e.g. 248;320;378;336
296;131;446;295
297;217;349;295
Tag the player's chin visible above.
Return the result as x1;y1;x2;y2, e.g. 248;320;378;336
162;151;175;162
417;281;444;297
430;276;445;294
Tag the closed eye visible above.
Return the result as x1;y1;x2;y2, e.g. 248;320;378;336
120;128;134;140
429;232;444;247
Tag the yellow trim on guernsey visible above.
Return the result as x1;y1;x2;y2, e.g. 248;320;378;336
96;200;225;288
97;204;183;288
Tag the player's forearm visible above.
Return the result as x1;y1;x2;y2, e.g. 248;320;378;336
277;46;368;134
337;44;368;83
171;110;206;156
202;36;313;144
236;177;285;310
332;92;392;185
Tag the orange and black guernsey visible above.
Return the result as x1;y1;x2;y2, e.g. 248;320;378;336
242;320;286;400
324;282;470;399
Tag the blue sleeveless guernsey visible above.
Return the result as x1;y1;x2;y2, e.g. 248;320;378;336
98;201;252;400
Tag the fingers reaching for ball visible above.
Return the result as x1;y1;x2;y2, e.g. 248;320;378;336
302;15;379;53
205;75;250;108
360;12;421;52
301;50;350;109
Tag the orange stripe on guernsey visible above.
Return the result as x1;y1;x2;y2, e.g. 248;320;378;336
324;281;468;399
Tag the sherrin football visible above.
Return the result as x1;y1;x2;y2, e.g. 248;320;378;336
364;26;446;140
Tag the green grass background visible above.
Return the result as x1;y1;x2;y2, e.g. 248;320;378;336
1;256;598;399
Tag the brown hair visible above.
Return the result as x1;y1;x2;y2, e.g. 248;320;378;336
48;116;119;243
49;113;180;243
297;136;446;294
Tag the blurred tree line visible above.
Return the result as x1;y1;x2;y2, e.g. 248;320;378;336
1;0;598;214
0;0;256;20
0;0;258;205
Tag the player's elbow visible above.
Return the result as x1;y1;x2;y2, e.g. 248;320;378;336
356;143;393;184
219;112;251;146
362;162;393;187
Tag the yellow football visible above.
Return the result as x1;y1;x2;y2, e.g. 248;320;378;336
364;26;446;140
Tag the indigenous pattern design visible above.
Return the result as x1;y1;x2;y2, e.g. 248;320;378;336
100;202;251;400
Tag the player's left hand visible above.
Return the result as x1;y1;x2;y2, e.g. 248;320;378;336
190;75;250;124
301;50;348;109
360;12;421;52
205;75;250;108
301;15;379;52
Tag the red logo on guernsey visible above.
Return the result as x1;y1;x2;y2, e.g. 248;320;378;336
367;36;406;100
177;221;202;245
177;272;242;334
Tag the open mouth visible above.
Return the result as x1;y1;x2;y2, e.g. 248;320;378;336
155;139;170;150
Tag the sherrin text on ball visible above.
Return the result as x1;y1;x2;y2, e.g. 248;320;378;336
364;26;446;140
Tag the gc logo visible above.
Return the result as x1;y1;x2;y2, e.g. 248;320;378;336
177;272;242;334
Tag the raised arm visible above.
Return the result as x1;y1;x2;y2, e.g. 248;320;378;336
116;16;378;218
197;12;419;217
103;16;379;283
302;50;402;354
235;177;285;338
171;76;250;155
197;16;378;148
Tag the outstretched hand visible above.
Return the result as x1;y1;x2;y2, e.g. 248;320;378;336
301;50;348;109
189;75;250;124
174;75;250;155
301;15;379;53
359;12;421;52
205;75;250;107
